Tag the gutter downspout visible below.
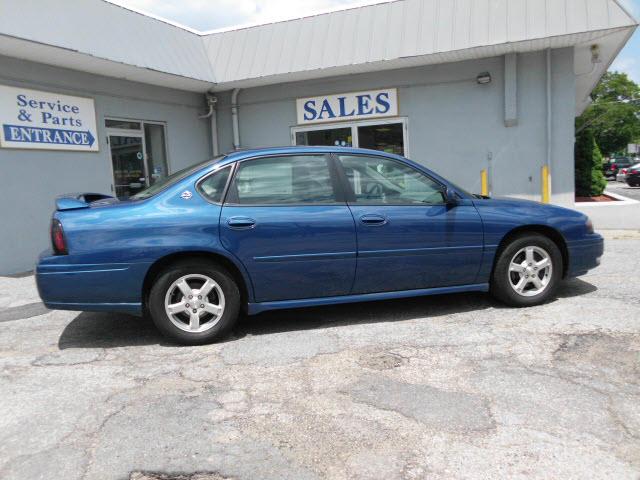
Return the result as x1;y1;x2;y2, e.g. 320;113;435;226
199;93;219;157
231;88;241;150
543;48;552;204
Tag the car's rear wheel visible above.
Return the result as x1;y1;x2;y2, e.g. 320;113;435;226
148;261;240;345
490;233;562;307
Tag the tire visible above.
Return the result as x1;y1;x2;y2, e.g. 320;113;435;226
490;233;562;307
148;261;241;345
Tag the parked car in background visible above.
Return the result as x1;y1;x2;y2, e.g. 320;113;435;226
36;147;604;345
617;162;640;182
604;158;634;179
625;164;640;187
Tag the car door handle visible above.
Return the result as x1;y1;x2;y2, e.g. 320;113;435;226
227;217;256;229
359;214;388;226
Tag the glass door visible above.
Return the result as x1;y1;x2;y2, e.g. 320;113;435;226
109;134;147;199
357;122;404;156
292;118;408;156
106;119;169;199
295;126;352;147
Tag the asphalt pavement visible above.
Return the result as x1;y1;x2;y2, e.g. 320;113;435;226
606;178;640;201
1;232;639;480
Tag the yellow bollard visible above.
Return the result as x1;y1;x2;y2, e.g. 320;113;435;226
541;165;550;203
480;169;489;196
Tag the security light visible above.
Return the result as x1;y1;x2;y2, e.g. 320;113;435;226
476;72;492;85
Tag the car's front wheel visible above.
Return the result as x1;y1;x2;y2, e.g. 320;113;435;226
490;233;562;307
148;261;240;345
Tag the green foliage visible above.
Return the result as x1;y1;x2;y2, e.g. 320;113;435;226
577;71;640;156
575;129;607;197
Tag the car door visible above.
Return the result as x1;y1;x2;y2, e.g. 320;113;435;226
335;154;484;294
219;154;356;303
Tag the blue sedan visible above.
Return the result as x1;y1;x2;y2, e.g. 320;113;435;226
37;147;603;345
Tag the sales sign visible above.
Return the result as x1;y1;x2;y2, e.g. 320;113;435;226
0;85;98;151
296;88;398;125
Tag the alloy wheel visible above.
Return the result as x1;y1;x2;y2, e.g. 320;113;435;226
164;274;225;333
507;246;553;297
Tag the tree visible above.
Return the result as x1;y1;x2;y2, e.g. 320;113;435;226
577;72;640;156
575;129;607;197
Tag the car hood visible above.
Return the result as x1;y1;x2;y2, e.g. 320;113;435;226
471;195;586;219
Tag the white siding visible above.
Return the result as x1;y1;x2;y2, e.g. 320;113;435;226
0;0;213;82
203;0;636;85
0;0;635;94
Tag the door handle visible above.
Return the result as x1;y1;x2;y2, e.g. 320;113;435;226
359;214;388;226
227;216;256;229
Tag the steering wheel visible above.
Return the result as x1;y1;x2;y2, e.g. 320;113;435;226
363;182;384;198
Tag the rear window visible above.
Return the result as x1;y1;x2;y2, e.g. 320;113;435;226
131;156;225;200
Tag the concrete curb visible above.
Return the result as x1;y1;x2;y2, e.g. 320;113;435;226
574;190;639;207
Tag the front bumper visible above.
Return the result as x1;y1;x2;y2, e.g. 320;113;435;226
36;250;149;315
565;234;604;278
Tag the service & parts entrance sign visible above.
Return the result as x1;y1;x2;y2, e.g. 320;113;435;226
0;85;98;151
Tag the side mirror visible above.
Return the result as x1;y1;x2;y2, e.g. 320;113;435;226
443;186;458;205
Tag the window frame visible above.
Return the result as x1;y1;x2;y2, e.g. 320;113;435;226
291;117;409;157
223;153;347;207
332;153;448;207
195;164;235;205
105;117;172;197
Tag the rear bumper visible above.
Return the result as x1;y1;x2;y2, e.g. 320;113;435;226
36;251;149;315
565;234;604;278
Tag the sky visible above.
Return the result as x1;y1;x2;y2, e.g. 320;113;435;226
612;0;640;82
110;0;640;82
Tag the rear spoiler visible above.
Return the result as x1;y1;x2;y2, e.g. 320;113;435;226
55;192;115;211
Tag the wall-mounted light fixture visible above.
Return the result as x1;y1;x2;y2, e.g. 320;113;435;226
476;72;492;85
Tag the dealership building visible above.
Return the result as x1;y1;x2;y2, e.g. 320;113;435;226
0;0;637;274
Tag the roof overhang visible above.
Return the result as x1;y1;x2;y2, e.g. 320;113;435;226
206;27;636;119
0;34;212;92
0;0;636;115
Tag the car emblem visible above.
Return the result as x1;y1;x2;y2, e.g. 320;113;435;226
180;190;193;200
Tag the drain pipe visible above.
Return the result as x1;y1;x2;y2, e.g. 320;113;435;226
199;93;219;157
543;48;552;204
231;88;241;150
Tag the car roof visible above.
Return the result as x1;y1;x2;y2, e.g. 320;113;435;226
217;146;405;166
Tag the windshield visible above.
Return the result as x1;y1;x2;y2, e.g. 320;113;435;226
131;156;225;200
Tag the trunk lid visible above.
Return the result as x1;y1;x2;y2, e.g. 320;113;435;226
55;193;116;211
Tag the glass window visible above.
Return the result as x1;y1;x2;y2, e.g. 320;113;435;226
198;166;231;203
109;135;145;199
230;155;336;205
338;155;445;205
295;127;352;147
357;123;404;155
105;119;142;130
131;156;225;200
144;124;169;186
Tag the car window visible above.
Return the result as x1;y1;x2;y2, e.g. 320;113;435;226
131;155;225;200
228;155;336;205
198;166;231;203
337;155;445;205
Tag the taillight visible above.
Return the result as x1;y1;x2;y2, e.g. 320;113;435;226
51;218;68;255
631;170;638;175
621;169;627;175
